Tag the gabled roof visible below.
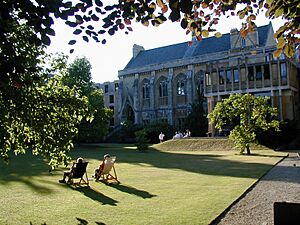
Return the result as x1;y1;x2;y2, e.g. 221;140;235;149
125;42;189;69
124;23;272;70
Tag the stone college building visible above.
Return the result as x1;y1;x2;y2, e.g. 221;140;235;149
99;23;300;135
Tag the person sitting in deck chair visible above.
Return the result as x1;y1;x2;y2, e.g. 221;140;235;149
94;154;110;179
59;157;84;183
94;154;119;183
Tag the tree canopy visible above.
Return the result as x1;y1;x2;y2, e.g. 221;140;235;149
0;76;92;167
184;90;208;137
0;22;93;167
63;56;112;143
208;94;280;154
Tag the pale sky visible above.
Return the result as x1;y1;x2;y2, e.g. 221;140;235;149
48;10;284;84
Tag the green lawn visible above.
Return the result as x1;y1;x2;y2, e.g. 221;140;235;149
0;142;286;225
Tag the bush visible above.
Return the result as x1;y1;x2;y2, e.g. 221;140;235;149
135;130;149;151
119;120;143;143
143;121;175;143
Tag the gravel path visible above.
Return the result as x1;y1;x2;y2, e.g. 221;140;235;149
212;151;300;225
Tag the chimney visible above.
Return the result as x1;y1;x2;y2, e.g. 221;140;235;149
133;44;144;58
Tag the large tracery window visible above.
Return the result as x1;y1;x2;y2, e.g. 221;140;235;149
159;80;168;97
177;80;185;95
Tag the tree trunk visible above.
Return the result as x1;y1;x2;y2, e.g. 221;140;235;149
246;145;251;155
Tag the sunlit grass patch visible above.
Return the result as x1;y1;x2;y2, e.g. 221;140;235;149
0;142;286;225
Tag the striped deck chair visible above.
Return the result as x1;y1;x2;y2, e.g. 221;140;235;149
95;156;119;183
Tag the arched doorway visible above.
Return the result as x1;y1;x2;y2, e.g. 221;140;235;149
125;104;135;123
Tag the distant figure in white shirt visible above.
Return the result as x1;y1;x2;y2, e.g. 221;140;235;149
173;131;183;139
178;131;183;138
173;132;179;139
184;129;191;138
159;132;165;142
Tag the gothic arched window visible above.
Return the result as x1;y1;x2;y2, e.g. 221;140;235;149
177;80;185;96
159;80;168;97
142;82;150;99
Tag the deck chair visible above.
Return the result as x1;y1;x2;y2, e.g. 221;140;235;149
67;161;89;186
95;156;119;183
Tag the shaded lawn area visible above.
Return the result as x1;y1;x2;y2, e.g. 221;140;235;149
0;143;286;225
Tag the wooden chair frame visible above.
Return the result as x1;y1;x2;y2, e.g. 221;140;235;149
95;157;120;184
67;162;89;186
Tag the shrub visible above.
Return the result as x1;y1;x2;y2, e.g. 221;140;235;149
143;121;175;143
135;130;149;151
119;120;143;143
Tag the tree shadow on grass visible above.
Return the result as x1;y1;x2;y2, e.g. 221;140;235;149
0;154;55;193
0;143;291;189
73;186;118;206
73;144;291;182
241;153;284;158
76;217;106;225
105;183;157;199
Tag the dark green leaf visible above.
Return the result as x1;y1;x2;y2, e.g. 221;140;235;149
91;14;99;21
92;36;100;42
76;3;84;9
64;1;72;8
95;0;103;7
75;15;83;24
102;23;111;28
180;18;188;29
60;10;69;20
82;36;89;42
95;7;102;13
68;40;77;45
67;9;75;16
45;28;55;36
104;5;114;11
73;29;82;35
179;0;193;14
170;9;180;22
42;17;54;27
65;21;78;27
98;30;106;34
87;25;94;30
108;28;115;35
86;30;92;36
41;35;51;46
83;15;91;22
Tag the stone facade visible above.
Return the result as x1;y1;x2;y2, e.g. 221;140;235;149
101;23;300;135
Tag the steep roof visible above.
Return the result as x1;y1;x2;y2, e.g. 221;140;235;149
124;23;271;70
125;42;189;69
